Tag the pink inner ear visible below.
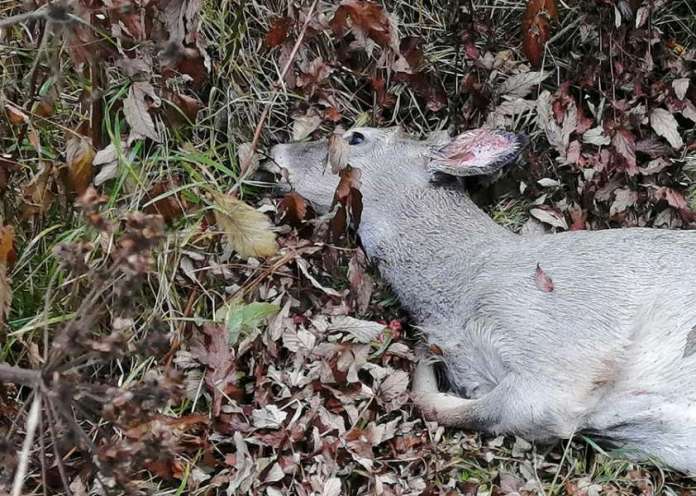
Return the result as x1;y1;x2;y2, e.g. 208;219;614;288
433;129;519;169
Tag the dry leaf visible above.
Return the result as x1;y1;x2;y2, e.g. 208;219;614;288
673;78;690;100
330;0;399;53
522;0;558;68
22;162;55;218
144;180;187;223
535;263;554;292
4;104;28;126
264;16;292;48
190;324;239;416
292;111;322;141
279;192;308;226
499;71;549;98
328;315;385;343
529;205;568;229
212;192;278;258
65;135;95;196
0;225;14;326
650;108;683;150
123;82;162;142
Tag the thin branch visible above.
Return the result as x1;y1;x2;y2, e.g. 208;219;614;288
11;393;41;496
0;363;41;387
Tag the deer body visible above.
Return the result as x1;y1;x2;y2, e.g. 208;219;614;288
270;127;696;474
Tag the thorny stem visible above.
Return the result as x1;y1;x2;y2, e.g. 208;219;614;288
231;0;320;190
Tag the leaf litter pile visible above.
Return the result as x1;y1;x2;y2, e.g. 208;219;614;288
0;0;695;494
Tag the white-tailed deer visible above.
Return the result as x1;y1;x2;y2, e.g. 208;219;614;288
269;126;696;474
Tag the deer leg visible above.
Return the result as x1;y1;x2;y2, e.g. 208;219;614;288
411;358;501;431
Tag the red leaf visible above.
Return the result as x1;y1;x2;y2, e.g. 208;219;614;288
264;16;292;48
535;263;554;292
330;0;396;50
521;0;558;68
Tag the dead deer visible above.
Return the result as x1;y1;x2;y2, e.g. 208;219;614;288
268;126;696;474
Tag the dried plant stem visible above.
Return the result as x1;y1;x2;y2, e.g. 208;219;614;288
11;393;41;496
0;363;41;386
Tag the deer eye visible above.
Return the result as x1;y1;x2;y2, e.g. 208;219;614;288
348;132;365;145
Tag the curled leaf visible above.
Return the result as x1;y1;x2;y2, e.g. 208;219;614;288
65;135;96;196
212;192;278;258
0;225;14;326
535;263;554;292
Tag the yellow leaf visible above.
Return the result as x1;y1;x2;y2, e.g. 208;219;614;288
212;192;278;258
66;136;96;195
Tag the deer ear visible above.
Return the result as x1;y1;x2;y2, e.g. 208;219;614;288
427;129;527;177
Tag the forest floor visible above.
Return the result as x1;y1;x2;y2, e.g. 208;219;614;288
1;0;695;494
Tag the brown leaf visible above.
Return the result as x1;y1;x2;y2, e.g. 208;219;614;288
330;0;398;52
348;248;374;314
65;135;96;196
4;104;28;126
535;263;554;292
264;16;292;48
123;82;162;142
279;192;308;226
612;128;637;176
144;180;188;223
22;162;56;218
190;324;239;417
521;0;557;68
0;226;14;326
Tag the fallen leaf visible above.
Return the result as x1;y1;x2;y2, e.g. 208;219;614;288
123;82;162;142
348;248;374;314
583;126;611;146
292;110;322;141
93;143;123;186
0;226;14;326
65;135;95;196
530;205;568;229
22;162;55;218
673;78;690;100
4;104;28;126
251;404;287;429
522;0;558;68
212;192;278;258
328;315;385;343
535;263;554;292
330;0;399;53
264;16;292;48
279;192;308;226
238;142;259;174
220;300;280;346
144;180;187;223
610;188;638;216
499;71;549;98
650;108;683;150
612;128;637;175
190;324;238;416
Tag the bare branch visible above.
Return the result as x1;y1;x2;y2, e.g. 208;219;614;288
0;363;41;387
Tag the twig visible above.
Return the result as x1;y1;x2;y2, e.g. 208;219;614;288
231;0;320;191
0;363;41;387
11;393;41;496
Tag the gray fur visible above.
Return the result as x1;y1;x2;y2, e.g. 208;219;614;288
270;126;696;474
